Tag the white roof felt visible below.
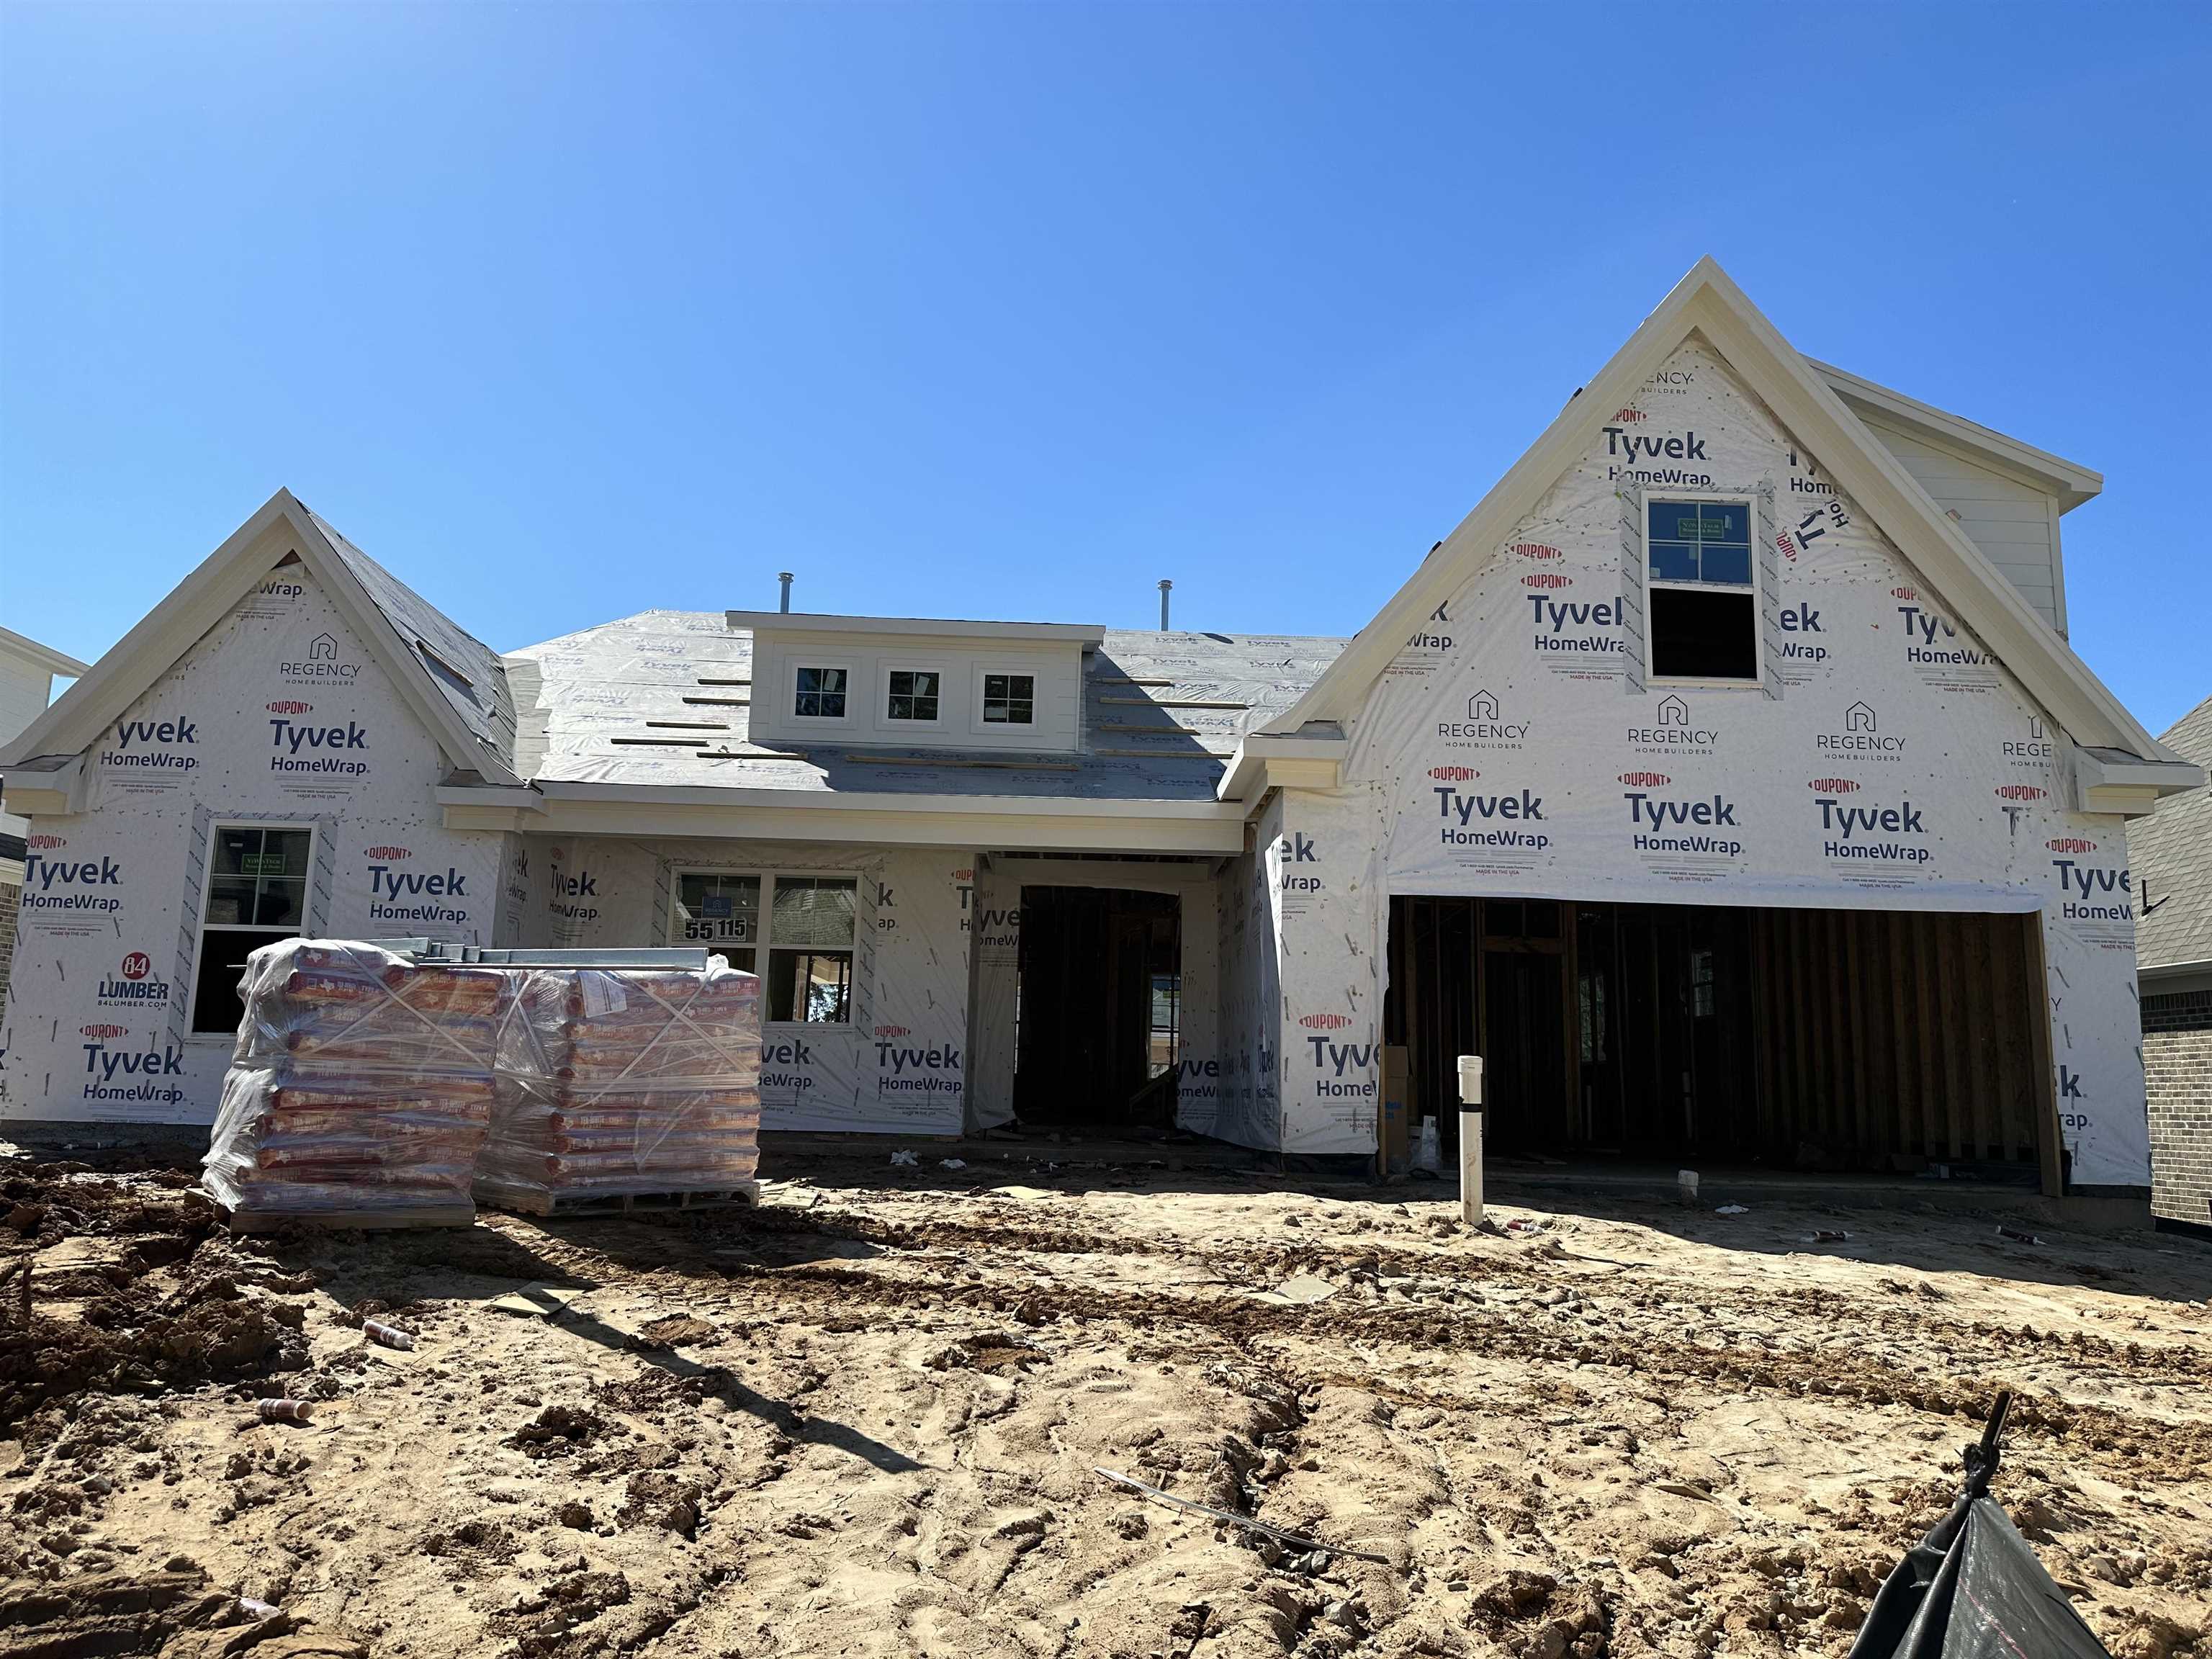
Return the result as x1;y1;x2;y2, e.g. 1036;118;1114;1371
2128;691;2212;974
307;511;521;783
505;611;1346;801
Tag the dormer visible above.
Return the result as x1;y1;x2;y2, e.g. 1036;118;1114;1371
727;611;1105;754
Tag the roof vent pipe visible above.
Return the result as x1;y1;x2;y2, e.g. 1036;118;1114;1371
778;572;794;613
1158;579;1172;631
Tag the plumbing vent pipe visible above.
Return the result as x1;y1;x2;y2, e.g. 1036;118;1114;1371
778;572;794;613
1158;579;1172;631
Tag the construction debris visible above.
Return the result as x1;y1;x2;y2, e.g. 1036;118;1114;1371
1092;1466;1392;1565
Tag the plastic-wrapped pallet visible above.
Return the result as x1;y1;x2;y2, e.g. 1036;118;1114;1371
475;957;761;1214
203;941;503;1226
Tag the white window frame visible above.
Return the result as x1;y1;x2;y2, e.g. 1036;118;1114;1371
972;665;1038;731
788;660;856;726
186;819;318;1038
666;868;860;1026
879;662;948;730
1641;487;1763;688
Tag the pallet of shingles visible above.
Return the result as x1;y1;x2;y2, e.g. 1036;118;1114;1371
203;940;503;1228
472;959;762;1215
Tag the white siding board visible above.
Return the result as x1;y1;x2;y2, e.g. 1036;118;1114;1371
1860;415;2066;637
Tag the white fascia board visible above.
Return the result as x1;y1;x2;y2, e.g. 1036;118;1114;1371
466;781;1245;853
2073;747;2206;817
1807;359;2103;512
1;757;87;817
0;625;91;679
727;611;1107;645
1219;733;1346;804
1269;258;2162;765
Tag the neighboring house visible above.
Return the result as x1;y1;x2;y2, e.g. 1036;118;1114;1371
2128;692;2212;1231
1;260;2201;1210
0;626;91;1005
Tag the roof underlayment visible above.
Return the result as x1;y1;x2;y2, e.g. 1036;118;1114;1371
503;613;1346;801
2127;692;2212;974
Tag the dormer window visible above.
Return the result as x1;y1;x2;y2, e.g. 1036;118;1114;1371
981;673;1034;725
793;665;848;719
886;670;940;722
1645;493;1759;683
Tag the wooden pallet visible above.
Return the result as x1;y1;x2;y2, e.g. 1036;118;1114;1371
473;1180;759;1219
222;1201;478;1233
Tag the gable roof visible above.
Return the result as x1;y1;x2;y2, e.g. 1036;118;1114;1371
0;626;91;680
1267;258;2178;773
2128;692;2212;974
0;489;520;784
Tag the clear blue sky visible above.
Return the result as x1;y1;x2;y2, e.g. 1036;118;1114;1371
4;2;2208;732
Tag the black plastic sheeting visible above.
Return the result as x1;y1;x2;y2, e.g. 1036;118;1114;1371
1848;1393;2112;1658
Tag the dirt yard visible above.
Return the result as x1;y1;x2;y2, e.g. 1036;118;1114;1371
1;1143;2208;1659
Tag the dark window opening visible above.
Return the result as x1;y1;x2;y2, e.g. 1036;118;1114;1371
1650;587;1758;681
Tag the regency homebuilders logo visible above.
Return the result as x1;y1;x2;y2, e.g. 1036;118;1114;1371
279;632;361;683
1437;688;1530;750
96;952;170;1009
1815;700;1906;760
1629;693;1717;756
98;715;199;771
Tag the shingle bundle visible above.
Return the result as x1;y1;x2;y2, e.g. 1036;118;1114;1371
203;940;502;1223
474;959;761;1211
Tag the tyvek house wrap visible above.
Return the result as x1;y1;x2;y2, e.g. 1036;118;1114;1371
1264;340;2148;1184
0;570;505;1125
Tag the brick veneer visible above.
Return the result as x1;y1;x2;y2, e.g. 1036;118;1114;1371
2145;987;2212;1228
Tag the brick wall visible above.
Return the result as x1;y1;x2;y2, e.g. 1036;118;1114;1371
2145;987;2212;1228
0;876;17;1014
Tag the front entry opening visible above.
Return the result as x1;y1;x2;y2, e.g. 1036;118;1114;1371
1014;886;1181;1130
1385;896;2056;1182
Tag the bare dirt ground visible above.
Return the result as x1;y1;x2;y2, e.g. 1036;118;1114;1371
1;1143;2208;1659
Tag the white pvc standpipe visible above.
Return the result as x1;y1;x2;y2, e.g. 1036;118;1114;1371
1457;1055;1485;1228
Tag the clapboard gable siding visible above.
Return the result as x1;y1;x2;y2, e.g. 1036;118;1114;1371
1859;415;2067;637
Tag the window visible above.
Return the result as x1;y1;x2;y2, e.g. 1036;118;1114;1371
191;824;313;1034
668;871;856;1022
1689;948;1717;1019
981;673;1034;725
1148;972;1180;1078
1645;493;1759;682
885;670;940;722
793;665;847;719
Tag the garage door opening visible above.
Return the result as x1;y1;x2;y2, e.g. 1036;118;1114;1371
1384;897;2058;1184
1014;886;1182;1130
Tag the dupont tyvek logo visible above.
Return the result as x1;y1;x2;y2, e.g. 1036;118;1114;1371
1807;777;1859;794
873;1025;910;1039
258;578;304;601
1277;831;1320;894
1815;701;1905;757
1433;783;1547;849
1993;784;2047;803
1527;593;1623;656
1776;601;1829;662
279;634;361;682
1623;784;1744;859
99;715;199;772
79;1033;186;1105
1601;425;1712;487
1785;446;1840;499
1895;602;1991;667
547;860;600;927
22;850;125;912
269;709;370;775
2056;1064;2091;1133
1403;601;1453;652
877;1041;961;1095
1437;689;1529;750
1303;1030;1376;1097
27;833;62;850
1611;407;1646;422
974;904;1019;950
1298;1013;1351;1030
1510;542;1563;560
761;1037;815;1092
1520;572;1570;590
368;848;470;927
1627;693;1717;754
1778;500;1851;560
97;952;170;1008
2051;848;2131;923
1427;765;1478;782
266;700;310;715
1814;786;1930;864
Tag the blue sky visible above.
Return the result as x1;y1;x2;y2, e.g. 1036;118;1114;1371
4;3;2208;732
